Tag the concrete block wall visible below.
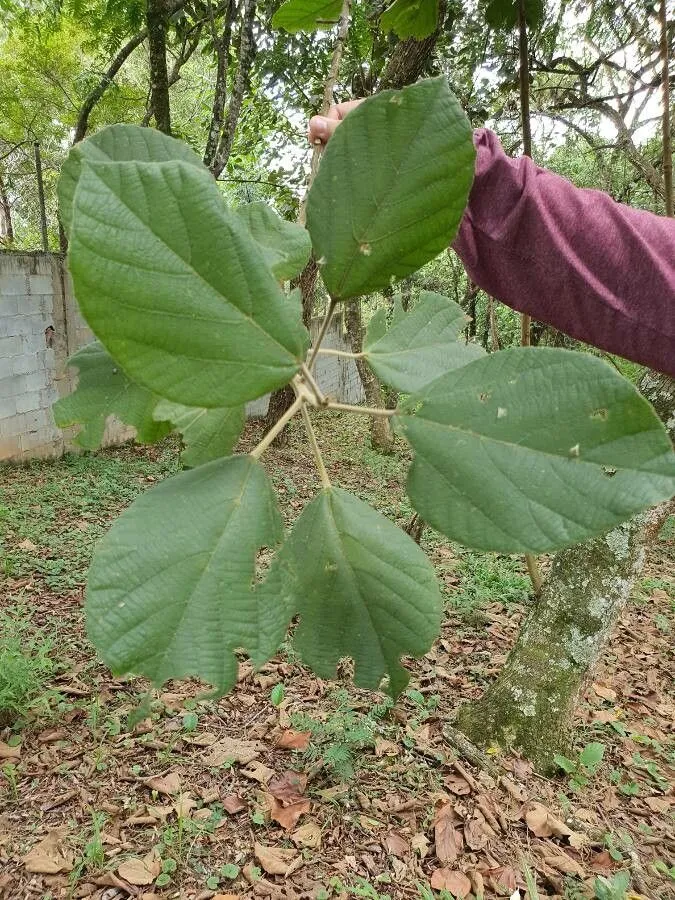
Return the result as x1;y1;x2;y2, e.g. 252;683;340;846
1;252;364;462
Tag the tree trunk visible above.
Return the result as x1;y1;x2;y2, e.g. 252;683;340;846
457;373;674;773
345;301;394;454
211;0;256;178
378;0;447;90
146;0;172;135
659;0;673;216
203;0;236;170
0;168;13;245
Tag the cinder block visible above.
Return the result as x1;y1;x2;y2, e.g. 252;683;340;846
2;413;27;436
0;395;17;418
0;298;19;316
12;353;41;376
16;391;42;414
0;274;28;295
19;409;45;432
28;275;54;295
0;335;22;357
24;369;49;392
0;374;27;399
0;356;13;379
0;317;25;338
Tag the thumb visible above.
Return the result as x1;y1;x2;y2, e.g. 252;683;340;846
308;115;341;146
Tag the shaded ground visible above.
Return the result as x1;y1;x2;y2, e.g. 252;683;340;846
1;414;673;900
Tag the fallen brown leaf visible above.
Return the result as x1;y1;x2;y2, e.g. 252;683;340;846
254;842;298;876
271;796;311;831
374;738;399;757
430;868;472;898
241;760;275;784
22;828;74;874
411;832;431;859
523;801;572;839
144;771;182;796
173;793;197;818
593;683;618;702
464;814;489;850
485;865;518;893
433;802;463;864
542;853;585;878
268;770;307;804
291;821;322;849
17;538;37;551
223;794;247;814
213;894;240;900
443;773;471;796
384;831;409;857
118;851;161;886
203;737;261;766
276;730;311;751
0;741;20;760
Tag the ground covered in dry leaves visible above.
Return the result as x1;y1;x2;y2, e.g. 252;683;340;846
1;415;673;900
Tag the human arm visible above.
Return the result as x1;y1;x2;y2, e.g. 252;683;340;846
454;129;675;376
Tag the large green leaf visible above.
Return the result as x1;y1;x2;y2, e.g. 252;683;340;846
236;201;312;281
262;487;442;697
154;399;244;467
380;0;438;38
59;124;203;238
68;159;307;408
52;341;171;449
485;0;543;29
272;0;342;31
86;455;289;693
306;78;475;301
363;291;484;394
399;348;675;554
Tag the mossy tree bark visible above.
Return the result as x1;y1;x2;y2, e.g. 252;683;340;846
457;373;674;773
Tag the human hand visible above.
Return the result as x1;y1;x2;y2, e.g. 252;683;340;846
308;99;365;146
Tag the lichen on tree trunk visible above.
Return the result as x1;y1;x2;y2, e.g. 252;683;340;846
456;514;653;771
457;373;674;772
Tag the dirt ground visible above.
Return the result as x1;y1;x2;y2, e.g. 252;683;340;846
1;414;673;900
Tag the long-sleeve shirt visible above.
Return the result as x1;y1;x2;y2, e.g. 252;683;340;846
453;129;675;377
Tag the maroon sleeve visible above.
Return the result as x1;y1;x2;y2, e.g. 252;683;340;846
453;128;675;377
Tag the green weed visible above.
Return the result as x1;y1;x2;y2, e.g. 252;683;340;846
554;741;605;791
0;604;59;725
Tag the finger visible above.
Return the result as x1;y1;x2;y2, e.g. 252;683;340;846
308;115;342;146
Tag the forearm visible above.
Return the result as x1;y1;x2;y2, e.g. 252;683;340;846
453;129;675;377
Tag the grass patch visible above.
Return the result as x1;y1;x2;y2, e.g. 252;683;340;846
0;604;59;726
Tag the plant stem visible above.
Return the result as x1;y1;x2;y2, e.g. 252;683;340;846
250;395;303;459
526;553;543;596
308;299;337;369
326;401;396;418
300;362;327;406
518;0;532;348
301;405;331;489
314;347;363;359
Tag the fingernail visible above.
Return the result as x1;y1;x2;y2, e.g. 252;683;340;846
311;117;329;140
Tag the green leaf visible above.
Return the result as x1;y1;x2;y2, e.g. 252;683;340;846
154;400;244;468
553;754;577;775
579;742;605;772
399;348;675;554
272;0;342;32
68;159;306;408
52;341;171;449
306;78;475;301
485;0;543;29
59;124;203;238
363;291;483;394
380;0;438;39
262;487;442;697
237;201;312;281
86;455;290;694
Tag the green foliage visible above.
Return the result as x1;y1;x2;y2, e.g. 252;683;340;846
53;342;172;449
67;155;307;408
263;487;442;696
0;606;57;725
485;0;544;29
554;741;605;790
363;291;483;394
153;401;244;468
306;78;475;301
56;78;675;702
380;0;439;39
272;0;342;33
400;348;675;553
593;871;630;900
86;456;288;694
236;200;312;281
